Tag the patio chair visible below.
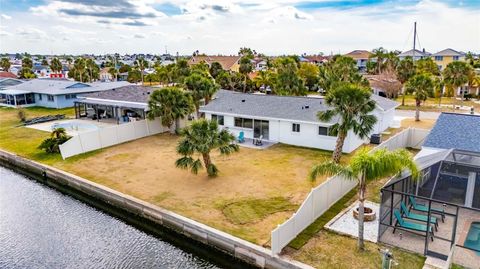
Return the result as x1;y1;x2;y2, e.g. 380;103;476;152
254;135;263;146
238;131;245;143
400;201;438;231
409;196;445;222
393;210;434;241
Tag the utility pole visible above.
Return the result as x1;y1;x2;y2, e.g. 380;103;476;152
412;22;417;62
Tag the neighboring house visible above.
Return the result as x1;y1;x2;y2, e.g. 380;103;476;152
0;71;17;79
254;59;268;71
365;74;402;98
99;68;114;82
33;65;52;78
188;55;242;72
199;90;398;153
431;48;466;71
303;55;330;66
9;65;21;76
0;78;23;89
398;49;431;61
0;79;130;108
344;50;372;72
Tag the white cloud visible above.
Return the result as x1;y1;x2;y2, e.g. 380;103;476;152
0;0;478;55
1;14;12;20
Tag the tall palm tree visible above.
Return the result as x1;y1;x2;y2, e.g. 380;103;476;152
49;57;63;74
405;73;434;121
239;56;253;93
85;58;97;82
318;83;377;163
134;57;148;84
370;47;387;74
74;58;86;82
443;61;472;109
310;148;419;250
147;87;195;131
176;119;239;177
433;76;445;107
184;72;219;113
396;57;416;106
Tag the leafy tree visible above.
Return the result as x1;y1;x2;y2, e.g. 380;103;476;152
18;68;36;79
298;62;319;91
173;58;191;83
443;61;473;109
396;57;416;106
85;58;99;82
38;128;71;153
73;58;86;82
405;73;434;121
216;71;233;90
134;57;148;84
119;63;131;73
127;69;142;83
41;59;49;66
318;84;377;163
0;57;11;72
274;57;306;96
209;62;224;78
318;56;368;93
22;57;33;69
108;67;119;81
238;47;254;57
147;87;195;130
416;58;440;76
184;72;219;112
176;119;239;177
49;57;63;73
191;61;210;75
253;70;276;90
310;148;418;250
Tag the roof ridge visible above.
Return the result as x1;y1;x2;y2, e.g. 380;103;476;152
441;112;480;117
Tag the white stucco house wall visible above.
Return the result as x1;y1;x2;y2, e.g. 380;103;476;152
199;90;399;153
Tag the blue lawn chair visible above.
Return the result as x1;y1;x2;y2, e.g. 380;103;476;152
409;196;445;222
400;201;438;231
238;131;245;143
393;210;434;241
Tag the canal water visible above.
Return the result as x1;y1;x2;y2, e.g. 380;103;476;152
0;166;235;269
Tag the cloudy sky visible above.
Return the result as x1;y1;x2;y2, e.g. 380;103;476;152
0;0;479;55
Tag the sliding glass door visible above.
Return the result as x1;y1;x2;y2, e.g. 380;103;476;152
253;120;269;139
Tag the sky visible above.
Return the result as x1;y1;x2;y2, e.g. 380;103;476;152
0;0;479;55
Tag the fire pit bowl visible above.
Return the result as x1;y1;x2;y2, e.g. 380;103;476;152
353;206;376;222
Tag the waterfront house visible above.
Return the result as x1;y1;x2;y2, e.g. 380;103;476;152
344;50;372;72
199;90;398;153
0;79;130;108
188;55;242;72
398;49;432;61
431;48;465;71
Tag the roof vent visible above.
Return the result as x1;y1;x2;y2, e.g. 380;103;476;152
241;99;245;103
305;105;309;109
112;88;115;91
147;91;150;94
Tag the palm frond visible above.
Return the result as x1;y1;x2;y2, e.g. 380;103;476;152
191;159;203;175
175;156;194;169
309;161;354;182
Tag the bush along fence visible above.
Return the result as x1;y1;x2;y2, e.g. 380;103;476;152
59;118;168;159
270;127;430;255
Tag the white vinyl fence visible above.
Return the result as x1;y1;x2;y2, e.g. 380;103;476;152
270;128;430;255
59;118;168;159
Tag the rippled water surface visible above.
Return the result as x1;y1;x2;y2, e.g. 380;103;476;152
0;167;222;269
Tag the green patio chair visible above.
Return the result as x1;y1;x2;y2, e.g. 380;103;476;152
393;210;434;241
400;201;438;231
409;196;445;222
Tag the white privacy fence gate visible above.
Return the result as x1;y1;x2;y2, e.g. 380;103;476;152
270;127;430;255
59;118;168;159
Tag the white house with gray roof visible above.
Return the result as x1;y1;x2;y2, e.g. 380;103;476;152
200;90;399;153
0;79;130;108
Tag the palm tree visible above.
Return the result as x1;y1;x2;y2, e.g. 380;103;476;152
405;73;434;121
184;72;219;113
51;127;67;139
443;61;472;109
38;128;70;153
396;57;416;106
22;57;33;69
0;57;11;72
176;119;239;177
49;57;63;74
239;56;253;93
108;67;118;81
66;57;73;69
433;76;445;107
310;148;419;250
318;83;377;163
85;58;98;82
318;56;368;94
147;87;195;131
134;57;148;84
370;47;387;74
74;58;86;82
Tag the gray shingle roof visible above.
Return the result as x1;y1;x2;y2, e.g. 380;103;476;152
423;113;480;153
4;79;130;95
200;90;398;124
80;85;153;103
431;48;465;57
398;49;431;57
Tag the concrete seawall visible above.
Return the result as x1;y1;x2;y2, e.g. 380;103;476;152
0;150;313;269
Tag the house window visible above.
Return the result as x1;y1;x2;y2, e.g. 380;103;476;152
234;117;253;129
65;94;77;99
434;56;443;61
453;56;459;61
38;94;42;100
211;114;224;125
292;123;300;132
318;126;329;136
47;95;54;102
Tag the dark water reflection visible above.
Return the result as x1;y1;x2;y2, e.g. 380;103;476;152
0;167;224;269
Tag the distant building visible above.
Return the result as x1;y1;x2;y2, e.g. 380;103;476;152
0;79;130;108
431;48;466;71
188;55;242;72
0;71;17;79
398;49;431;61
344;50;372;72
303;55;330;66
99;68;114;82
